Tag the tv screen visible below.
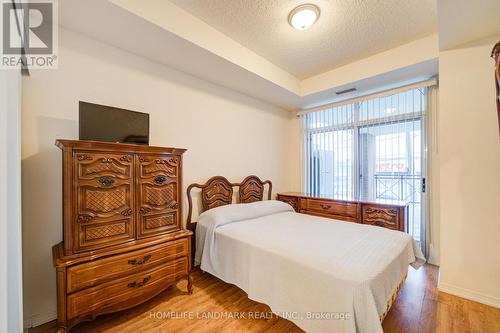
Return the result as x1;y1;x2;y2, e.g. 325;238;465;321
79;102;149;145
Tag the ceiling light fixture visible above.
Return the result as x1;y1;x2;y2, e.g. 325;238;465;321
288;4;320;30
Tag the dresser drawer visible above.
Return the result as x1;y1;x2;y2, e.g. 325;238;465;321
303;199;359;221
277;195;298;212
362;205;402;231
137;154;179;179
74;152;133;180
67;238;189;293
67;257;188;320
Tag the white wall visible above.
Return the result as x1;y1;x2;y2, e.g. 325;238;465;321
0;68;23;332
437;34;500;307
21;28;298;327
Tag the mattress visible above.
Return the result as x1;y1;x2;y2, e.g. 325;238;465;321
195;200;425;333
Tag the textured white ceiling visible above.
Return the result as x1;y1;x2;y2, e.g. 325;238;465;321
169;0;437;79
437;0;500;50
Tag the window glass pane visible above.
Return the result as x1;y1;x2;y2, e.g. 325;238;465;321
308;128;353;199
357;89;424;122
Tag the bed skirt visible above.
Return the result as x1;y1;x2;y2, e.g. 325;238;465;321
380;271;408;322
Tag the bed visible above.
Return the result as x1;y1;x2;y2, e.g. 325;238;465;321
187;176;425;333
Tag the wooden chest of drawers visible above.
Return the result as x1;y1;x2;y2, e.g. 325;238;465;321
54;239;191;322
277;193;407;232
53;140;193;332
65;238;189;293
66;256;188;320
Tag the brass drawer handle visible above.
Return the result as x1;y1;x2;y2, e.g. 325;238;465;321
127;276;151;288
128;254;151;265
97;176;115;187
320;204;331;209
154;175;167;185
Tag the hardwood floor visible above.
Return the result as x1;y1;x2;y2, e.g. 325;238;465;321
30;264;500;333
382;265;500;332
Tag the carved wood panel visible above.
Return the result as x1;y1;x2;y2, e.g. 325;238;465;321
143;184;176;208
74;153;135;252
276;194;298;212
142;213;175;231
77;184;133;219
138;156;178;178
200;176;233;211
76;153;132;180
78;220;132;251
83;186;127;213
239;176;264;203
84;222;126;241
137;154;180;238
362;205;399;230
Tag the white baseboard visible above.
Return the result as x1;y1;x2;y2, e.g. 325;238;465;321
23;310;57;329
438;282;500;309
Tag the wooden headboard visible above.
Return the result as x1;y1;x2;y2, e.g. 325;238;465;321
186;175;272;231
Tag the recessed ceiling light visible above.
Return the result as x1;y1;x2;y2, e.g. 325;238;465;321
288;4;320;31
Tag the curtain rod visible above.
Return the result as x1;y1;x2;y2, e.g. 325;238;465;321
297;77;438;116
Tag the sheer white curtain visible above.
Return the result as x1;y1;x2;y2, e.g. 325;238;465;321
425;84;438;260
299;80;437;254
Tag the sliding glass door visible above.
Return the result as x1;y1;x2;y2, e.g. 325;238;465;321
358;119;424;246
302;87;429;252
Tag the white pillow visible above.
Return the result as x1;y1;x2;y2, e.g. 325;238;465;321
198;199;294;229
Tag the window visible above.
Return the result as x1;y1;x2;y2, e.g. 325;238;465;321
301;86;431;250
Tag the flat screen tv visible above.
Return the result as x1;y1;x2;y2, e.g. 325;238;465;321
79;101;149;145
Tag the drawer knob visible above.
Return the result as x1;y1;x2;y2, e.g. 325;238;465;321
320;204;331;209
97;176;115;187
128;254;151;265
127;275;151;288
154;175;167;185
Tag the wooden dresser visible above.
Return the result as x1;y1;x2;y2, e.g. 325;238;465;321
277;192;407;231
52;140;193;332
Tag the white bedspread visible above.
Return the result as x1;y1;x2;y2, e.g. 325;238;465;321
195;200;425;333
